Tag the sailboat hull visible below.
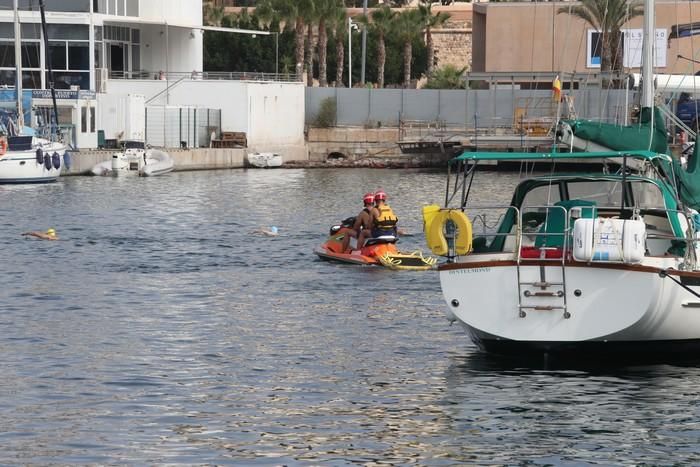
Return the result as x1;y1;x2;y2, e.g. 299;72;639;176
440;256;700;355
0;143;66;184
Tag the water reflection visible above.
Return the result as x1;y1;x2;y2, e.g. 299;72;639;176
1;169;699;464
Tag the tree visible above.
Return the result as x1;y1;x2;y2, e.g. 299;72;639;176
203;3;225;27
257;0;315;80
418;0;451;76
558;0;642;73
316;0;345;87
330;7;347;87
393;9;423;88
424;64;466;89
357;5;396;89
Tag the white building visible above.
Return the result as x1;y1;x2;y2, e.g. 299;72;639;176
0;0;305;160
0;0;203;91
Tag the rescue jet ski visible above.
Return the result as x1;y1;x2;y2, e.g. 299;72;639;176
314;217;436;271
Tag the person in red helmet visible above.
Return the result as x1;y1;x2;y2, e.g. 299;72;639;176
341;192;377;253
358;189;398;248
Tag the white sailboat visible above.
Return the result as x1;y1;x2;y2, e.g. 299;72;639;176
426;0;700;357
0;0;68;184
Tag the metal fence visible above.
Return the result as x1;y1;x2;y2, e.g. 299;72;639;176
305;87;635;130
145;107;222;149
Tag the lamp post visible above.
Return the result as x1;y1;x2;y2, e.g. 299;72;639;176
361;0;368;85
274;32;278;77
348;17;358;88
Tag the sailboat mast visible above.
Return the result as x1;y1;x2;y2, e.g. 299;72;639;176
38;0;59;137
641;0;654;108
13;0;23;128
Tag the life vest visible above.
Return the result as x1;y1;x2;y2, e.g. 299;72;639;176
374;204;398;230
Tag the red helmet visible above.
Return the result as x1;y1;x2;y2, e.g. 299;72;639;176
374;190;387;201
363;192;375;204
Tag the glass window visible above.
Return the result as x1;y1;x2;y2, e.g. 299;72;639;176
49;42;67;70
117;0;124;16
22;70;42;89
108;0;116;15
21;42;40;68
0;42;15;68
630;181;666;209
126;0;138;17
68;42;89;70
131;44;139;71
0;24;41;40
567;181;623;208
47;25;89;40
90;106;95;132
131;29;140;44
521;184;561;208
81;106;87;133
50;71;89;90
94;41;103;69
45;0;91;12
0;69;15;87
94;26;103;42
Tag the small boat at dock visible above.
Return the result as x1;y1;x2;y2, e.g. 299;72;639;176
247;152;282;168
91;141;173;177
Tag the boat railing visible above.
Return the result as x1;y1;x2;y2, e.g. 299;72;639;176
467;203;699;266
108;70;301;83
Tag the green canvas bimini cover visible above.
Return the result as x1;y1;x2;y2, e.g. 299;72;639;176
659;140;700;211
564;107;669;155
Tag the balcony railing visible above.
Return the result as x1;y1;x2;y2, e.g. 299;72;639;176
108;70;301;83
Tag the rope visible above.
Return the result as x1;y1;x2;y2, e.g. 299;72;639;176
658;269;700;299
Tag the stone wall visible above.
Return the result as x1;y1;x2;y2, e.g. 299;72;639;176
432;19;472;72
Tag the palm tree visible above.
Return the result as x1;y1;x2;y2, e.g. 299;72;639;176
203;3;226;27
357;5;395;89
558;0;642;73
331;7;347;87
393;9;423;88
257;0;315;80
316;0;345;87
418;0;451;76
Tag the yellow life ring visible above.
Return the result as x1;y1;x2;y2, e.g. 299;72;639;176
425;209;473;256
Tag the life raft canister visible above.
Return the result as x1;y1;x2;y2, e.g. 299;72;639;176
424;208;472;256
51;152;61;170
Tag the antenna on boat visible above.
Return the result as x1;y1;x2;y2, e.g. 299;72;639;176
38;0;60;140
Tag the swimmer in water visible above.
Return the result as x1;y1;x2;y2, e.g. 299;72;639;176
251;226;279;237
22;228;58;241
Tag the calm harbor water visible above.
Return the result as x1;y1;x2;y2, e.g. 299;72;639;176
2;168;700;465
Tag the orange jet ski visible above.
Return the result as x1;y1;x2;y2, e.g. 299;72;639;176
314;217;436;270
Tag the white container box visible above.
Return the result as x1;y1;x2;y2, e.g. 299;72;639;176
573;218;646;263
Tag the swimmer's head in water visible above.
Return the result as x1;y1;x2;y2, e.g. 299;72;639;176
46;228;56;236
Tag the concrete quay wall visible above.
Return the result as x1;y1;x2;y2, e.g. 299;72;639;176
64;145;308;175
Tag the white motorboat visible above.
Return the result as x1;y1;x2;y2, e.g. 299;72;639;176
247;152;282;168
424;150;700;357
91;141;174;177
0;135;68;183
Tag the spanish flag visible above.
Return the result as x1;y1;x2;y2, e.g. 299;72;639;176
552;76;562;102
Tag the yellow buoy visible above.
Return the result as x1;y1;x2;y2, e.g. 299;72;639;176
425;209;473;256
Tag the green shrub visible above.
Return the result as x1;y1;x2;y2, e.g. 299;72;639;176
315;97;337;128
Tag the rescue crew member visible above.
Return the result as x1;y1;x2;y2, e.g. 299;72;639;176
358;190;398;248
341;192;376;253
